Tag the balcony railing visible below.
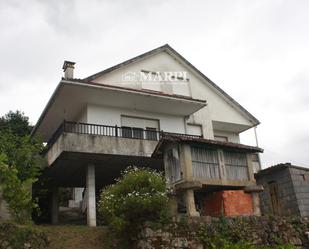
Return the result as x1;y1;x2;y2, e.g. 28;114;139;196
47;120;201;149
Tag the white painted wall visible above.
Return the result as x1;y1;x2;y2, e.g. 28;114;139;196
86;104;186;134
92;50;255;141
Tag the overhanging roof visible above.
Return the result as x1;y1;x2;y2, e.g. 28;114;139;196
84;44;260;125
31;79;206;142
152;134;263;158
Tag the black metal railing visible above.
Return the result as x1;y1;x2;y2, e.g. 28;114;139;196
46;120;202;149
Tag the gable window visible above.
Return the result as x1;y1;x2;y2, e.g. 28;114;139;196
141;70;162;92
172;80;190;96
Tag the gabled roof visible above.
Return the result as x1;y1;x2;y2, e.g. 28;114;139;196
84;44;260;125
152;133;263;158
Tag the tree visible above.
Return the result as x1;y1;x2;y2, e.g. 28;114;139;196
0;111;43;223
0;110;32;137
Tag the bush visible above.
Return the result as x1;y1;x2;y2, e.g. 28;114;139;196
98;167;169;243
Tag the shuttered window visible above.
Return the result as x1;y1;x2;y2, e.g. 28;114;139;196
224;151;249;180
191;147;220;179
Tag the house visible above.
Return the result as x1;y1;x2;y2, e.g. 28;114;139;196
32;44;263;226
256;163;309;217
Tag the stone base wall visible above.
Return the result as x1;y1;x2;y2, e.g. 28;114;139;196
136;216;309;249
0;189;11;222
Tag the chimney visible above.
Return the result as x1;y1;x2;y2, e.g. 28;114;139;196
62;60;76;79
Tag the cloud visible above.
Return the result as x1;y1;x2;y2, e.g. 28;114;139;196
0;0;308;168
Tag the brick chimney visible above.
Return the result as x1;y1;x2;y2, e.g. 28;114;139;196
62;60;76;79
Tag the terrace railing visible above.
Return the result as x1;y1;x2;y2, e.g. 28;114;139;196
46;120;201;149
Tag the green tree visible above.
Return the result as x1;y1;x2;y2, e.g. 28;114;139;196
0;111;43;223
0;110;32;136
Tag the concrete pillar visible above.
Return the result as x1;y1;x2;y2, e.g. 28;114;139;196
184;189;200;217
252;192;261;216
51;187;59;225
86;164;96;227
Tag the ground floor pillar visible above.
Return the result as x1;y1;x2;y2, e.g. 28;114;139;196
51;187;59;225
184;189;200;217
252;192;261;216
86;164;96;227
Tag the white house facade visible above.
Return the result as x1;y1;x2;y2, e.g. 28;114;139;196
32;45;263;226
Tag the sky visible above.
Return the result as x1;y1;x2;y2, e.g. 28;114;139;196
0;0;308;168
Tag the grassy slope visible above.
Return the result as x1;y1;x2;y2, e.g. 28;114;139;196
40;226;111;249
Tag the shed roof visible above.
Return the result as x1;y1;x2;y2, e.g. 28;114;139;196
152;133;263;158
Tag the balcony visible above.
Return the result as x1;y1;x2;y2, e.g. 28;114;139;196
45;121;201;166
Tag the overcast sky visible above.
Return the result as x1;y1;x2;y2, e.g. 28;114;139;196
1;0;308;168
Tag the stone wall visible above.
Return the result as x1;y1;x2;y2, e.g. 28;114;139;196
136;216;309;249
0;188;11;222
289;167;309;217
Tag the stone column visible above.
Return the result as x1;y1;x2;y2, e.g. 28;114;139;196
86;164;96;227
178;144;200;217
51;187;59;225
252;192;261;216
184;189;200;217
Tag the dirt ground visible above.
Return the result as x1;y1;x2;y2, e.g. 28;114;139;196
40;225;111;249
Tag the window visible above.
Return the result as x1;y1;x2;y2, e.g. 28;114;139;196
133;128;143;139
191;147;220;179
146;127;158;140
172;80;190;96
121;116;159;140
122;126;132;138
214;135;228;142
141;70;162;92
224;151;248;180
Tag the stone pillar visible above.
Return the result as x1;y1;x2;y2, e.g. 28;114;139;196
184;189;200;217
252;192;261;216
86;164;96;227
178;144;200;217
51;187;59;225
179;144;193;181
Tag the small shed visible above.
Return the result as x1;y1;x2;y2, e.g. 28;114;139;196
255;163;309;217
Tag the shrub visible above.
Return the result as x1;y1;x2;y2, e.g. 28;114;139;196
98;167;169;243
